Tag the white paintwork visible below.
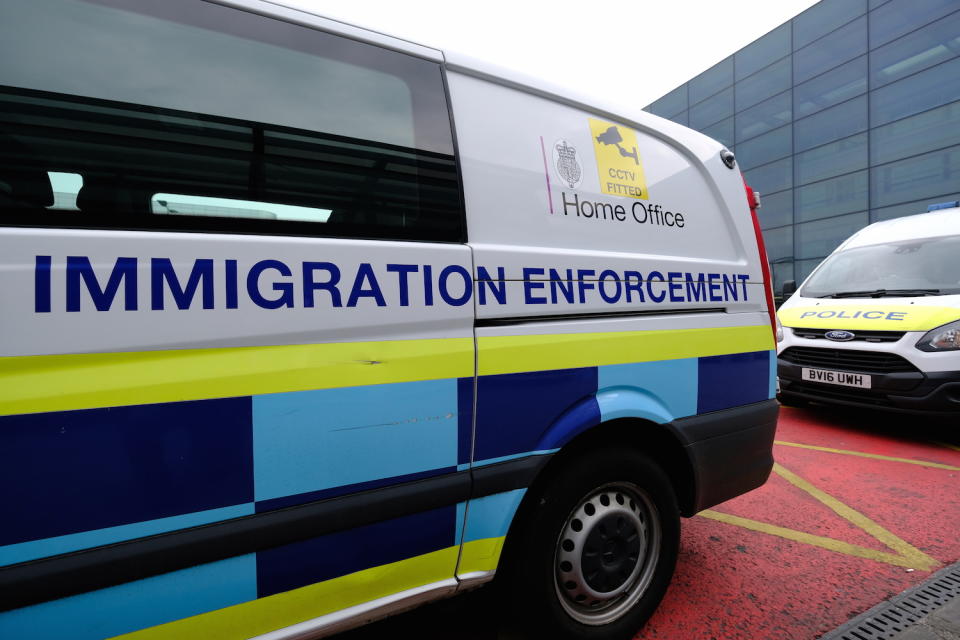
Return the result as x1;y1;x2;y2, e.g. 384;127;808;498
838;206;960;251
447;70;760;305
778;207;960;373
1;228;473;357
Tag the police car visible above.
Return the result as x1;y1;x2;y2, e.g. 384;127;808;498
777;202;960;414
0;1;779;639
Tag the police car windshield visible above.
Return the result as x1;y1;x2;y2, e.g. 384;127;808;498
800;235;960;298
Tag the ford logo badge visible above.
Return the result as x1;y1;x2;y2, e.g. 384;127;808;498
825;330;855;342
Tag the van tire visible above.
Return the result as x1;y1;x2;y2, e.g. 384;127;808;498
501;448;679;640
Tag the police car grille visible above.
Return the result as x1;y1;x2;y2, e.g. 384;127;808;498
791;382;894;405
791;328;906;343
779;347;919;374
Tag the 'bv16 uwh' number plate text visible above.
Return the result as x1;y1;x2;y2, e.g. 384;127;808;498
801;367;872;389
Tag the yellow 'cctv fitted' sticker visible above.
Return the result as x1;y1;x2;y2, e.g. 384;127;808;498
778;305;960;331
589;118;648;199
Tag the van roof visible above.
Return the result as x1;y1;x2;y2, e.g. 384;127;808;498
843;205;960;250
233;0;723;159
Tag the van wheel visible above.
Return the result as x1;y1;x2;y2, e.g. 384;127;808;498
502;448;679;640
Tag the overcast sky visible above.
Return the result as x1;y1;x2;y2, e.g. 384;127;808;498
283;0;820;108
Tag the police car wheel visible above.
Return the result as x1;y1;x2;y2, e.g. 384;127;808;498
503;448;679;640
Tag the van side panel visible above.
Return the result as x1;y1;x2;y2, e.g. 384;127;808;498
0;233;475;639
0;0;476;637
446;70;766;319
447;69;776;576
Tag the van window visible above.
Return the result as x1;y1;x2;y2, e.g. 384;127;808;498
801;235;960;297
0;0;462;241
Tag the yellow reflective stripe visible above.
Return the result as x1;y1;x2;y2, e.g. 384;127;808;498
478;325;773;376
0;338;473;417
778;305;960;331
111;546;460;640
457;537;506;574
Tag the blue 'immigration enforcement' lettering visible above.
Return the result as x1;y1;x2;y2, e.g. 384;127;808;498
799;310;907;321
33;256;751;312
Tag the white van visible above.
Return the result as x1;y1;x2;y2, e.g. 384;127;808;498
777;203;960;414
0;1;778;639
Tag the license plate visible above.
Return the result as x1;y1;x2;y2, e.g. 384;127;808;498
801;367;872;389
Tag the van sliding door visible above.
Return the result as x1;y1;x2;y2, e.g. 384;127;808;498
0;2;473;638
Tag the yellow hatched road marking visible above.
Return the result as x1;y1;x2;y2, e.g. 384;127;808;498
699;511;926;569
478;325;773;376
775;440;960;471
700;463;939;571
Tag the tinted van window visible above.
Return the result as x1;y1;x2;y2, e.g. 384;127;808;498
0;0;462;241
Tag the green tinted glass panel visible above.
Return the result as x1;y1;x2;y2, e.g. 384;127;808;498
689;87;733;129
736;125;792;170
690;57;733;105
795;170;868;222
793;0;866;50
795;134;868;186
794;56;867;119
871;145;960;207
735;57;791;110
794;96;867;153
744;157;792;195
796;212;868;259
794;17;867;85
870;57;960;126
871;10;960;88
736;23;791;81
871;101;960;166
870;0;959;48
757;189;793;229
736;91;792;143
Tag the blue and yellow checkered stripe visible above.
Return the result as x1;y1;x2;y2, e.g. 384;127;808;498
0;325;774;639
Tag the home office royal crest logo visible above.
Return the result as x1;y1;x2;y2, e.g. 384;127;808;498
553;139;583;189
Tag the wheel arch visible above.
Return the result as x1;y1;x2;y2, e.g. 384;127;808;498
531;417;696;518
497;416;695;582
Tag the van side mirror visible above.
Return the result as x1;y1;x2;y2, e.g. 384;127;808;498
782;280;797;297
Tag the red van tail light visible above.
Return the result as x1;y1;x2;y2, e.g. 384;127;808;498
743;177;776;342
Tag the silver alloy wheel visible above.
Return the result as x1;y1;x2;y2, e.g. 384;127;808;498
553;481;661;625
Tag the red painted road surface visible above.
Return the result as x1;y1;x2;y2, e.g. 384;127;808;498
340;405;960;639
640;406;960;639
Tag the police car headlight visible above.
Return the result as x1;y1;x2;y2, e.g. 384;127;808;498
776;316;784;343
916;319;960;352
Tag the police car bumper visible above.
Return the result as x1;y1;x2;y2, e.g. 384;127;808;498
777;361;960;414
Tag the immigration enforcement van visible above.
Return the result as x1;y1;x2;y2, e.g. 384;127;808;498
0;1;779;639
777;203;960;414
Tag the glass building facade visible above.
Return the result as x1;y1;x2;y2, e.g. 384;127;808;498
644;0;960;294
